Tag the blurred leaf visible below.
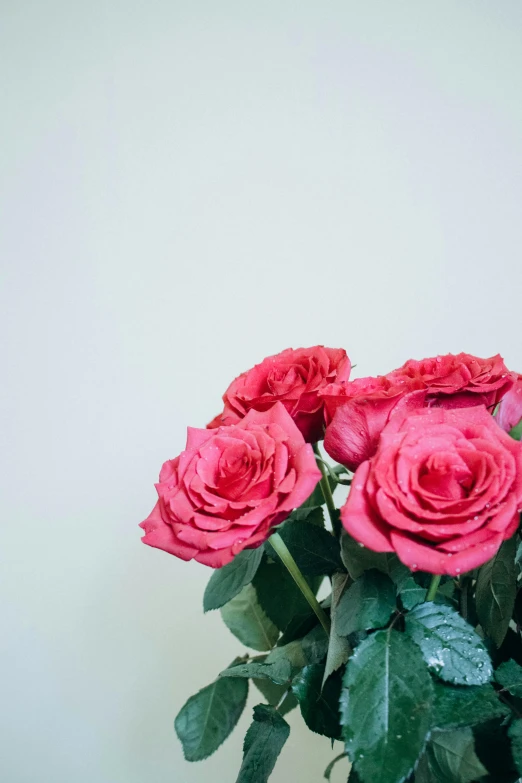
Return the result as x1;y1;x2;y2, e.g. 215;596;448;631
235;704;290;783
221;584;279;651
340;629;433;783
175;665;248;762
432;682;509;730
405;602;492;686
323;572;352;684
508;719;522;776
496;659;522;698
426;728;488;782
336;570;396;636
476;537;517;647
204;548;263;612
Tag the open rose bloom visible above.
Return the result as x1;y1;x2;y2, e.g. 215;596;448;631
139;347;522;783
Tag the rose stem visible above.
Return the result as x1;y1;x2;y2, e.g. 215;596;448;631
313;443;341;538
269;532;331;635
425;574;442;602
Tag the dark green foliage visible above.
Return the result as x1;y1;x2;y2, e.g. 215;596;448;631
174;666;248;761
340;629;433;783
253;556;319;640
204;547;264;612
476;537;517;647
432;681;509;730
292;664;343;739
496;659;522;697
220;583;279;651
417;728;488;783
474;719;521;783
235;704;290;783
336;569;396;636
508;719;522;776
269;519;344;576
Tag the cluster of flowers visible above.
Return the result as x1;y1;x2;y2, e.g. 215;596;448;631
140;347;522;576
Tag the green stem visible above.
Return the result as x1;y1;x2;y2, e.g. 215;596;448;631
313;443;341;538
425;574;442;603
269;532;331;636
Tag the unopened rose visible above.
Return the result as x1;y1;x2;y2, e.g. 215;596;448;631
340;406;522;576
209;346;351;443
496;374;522;433
140;402;321;568
323;377;426;472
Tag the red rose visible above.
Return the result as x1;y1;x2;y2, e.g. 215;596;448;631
323;376;426;472
340;406;522;576
388;352;514;409
496;374;522;433
140;402;321;568
209;346;351;443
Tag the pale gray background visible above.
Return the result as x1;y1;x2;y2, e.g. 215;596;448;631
1;1;522;781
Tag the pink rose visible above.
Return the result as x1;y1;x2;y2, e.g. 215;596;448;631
388;352;514;409
208;346;351;443
140;402;321;568
340;406;522;576
496;374;522;433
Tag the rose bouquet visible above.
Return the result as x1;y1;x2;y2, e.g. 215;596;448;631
139;347;522;783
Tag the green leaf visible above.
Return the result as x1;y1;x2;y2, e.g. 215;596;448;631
476;536;517;647
509;419;522;441
340;629;433;783
203;547;263;612
235;704;290;783
220;625;329;685
252;679;297;716
426;728;488;783
340;533;389;579
270;519;343;576
496;659;522;698
323;753;348;781
405;602;492;685
323;572;352;684
174;668;248;761
340;535;427;607
398;576;428;610
432;682;509;730
336;570;396;636
292;664;343;739
508;719;522;776
220;584;279;651
253;556;317;639
287;505;325;526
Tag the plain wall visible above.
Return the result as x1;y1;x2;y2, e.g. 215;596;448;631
1;2;522;781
